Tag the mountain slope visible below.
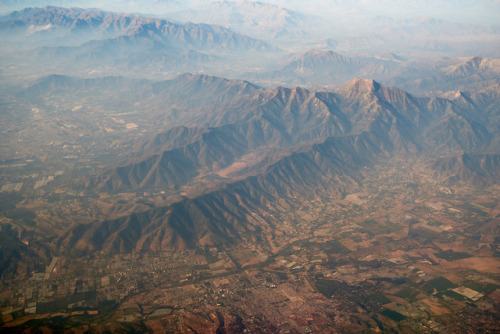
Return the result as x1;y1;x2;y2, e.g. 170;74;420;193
391;56;500;94
1;6;271;51
61;131;392;254
432;153;500;186
61;76;499;255
81;76;496;194
169;0;317;41
269;49;394;86
0;6;273;79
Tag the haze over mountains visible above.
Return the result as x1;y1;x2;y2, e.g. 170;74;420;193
0;1;499;332
0;2;498;93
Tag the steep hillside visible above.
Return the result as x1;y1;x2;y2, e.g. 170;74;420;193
61;131;391;254
0;6;273;80
169;0;318;41
61;75;499;254
270;49;393;86
1;6;271;51
392;56;500;94
432;153;500;186
81;76;496;195
8;71;499;257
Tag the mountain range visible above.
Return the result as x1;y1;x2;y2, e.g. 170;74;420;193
1;5;270;51
168;2;500;56
1;6;498;92
0;3;499;332
254;49;500;95
0;0;498;268
12;73;495;255
0;6;272;80
168;1;316;42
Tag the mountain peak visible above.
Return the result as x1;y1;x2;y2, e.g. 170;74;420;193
300;49;341;57
178;73;224;83
334;78;420;112
290;49;349;63
335;78;381;96
348;77;379;89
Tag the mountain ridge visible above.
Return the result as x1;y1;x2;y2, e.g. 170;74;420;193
52;74;499;255
62;130;393;254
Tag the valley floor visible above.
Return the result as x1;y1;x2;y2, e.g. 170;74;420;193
1;157;499;333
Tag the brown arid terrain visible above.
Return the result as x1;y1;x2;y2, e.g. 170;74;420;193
0;2;499;333
1;156;499;333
